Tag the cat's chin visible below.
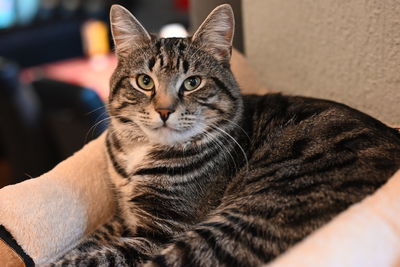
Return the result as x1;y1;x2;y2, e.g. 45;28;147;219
143;125;202;146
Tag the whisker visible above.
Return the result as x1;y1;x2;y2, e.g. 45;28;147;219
220;118;251;142
84;115;111;143
208;123;249;172
85;114;139;143
201;127;239;174
85;103;111;115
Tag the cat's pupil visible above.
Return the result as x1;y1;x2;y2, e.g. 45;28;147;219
189;78;197;87
143;76;151;85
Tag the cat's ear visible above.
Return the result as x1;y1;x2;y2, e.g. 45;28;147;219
192;4;234;62
110;5;151;57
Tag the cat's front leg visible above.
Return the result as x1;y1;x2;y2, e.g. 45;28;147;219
42;216;158;267
47;237;158;267
60;215;126;259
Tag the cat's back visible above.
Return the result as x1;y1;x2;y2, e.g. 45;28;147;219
231;93;400;198
242;93;400;156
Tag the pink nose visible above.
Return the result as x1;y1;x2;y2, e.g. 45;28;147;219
156;108;175;122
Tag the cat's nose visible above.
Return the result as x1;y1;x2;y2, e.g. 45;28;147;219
156;108;175;122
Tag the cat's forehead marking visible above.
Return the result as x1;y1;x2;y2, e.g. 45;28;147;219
149;37;191;75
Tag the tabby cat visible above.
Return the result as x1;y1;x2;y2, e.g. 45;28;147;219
47;4;400;267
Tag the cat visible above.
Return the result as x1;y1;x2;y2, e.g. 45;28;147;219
47;4;400;267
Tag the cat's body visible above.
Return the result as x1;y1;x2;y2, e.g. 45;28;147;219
47;4;400;267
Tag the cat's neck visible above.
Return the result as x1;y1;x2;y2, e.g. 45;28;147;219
107;122;245;172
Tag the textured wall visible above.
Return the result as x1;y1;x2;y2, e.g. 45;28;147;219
243;0;400;125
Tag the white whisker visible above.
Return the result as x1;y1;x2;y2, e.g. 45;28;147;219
200;126;239;173
220;118;251;142
208;123;249;172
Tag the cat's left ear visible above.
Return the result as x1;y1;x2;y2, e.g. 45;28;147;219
192;4;234;62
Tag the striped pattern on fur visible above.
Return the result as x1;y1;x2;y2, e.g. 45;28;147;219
46;4;400;267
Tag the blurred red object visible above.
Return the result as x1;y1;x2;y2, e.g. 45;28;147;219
21;55;117;100
174;0;189;12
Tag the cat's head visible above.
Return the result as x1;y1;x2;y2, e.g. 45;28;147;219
108;4;243;145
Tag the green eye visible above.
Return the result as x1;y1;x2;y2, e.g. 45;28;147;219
183;76;201;91
137;74;154;91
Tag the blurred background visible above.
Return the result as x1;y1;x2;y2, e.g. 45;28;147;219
1;0;399;188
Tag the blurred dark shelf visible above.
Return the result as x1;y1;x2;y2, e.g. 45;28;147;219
0;18;85;68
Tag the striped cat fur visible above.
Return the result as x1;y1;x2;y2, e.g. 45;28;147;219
46;4;400;267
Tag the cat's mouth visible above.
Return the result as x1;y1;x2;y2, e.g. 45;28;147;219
140;121;203;145
153;124;184;133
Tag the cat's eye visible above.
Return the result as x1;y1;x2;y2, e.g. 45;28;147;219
136;74;154;91
183;76;201;91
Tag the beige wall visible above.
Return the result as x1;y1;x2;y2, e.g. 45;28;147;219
243;0;400;125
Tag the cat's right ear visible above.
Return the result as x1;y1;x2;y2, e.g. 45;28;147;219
110;5;151;57
191;4;234;62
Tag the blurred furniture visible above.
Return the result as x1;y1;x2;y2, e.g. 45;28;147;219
0;18;85;68
0;0;189;68
22;55;117;100
0;0;109;68
0;58;107;185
